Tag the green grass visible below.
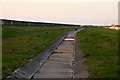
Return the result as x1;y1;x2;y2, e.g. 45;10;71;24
2;26;72;78
77;27;119;78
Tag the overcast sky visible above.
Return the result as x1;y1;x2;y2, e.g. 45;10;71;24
0;0;119;25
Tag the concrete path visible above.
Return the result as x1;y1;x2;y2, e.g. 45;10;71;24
33;32;75;78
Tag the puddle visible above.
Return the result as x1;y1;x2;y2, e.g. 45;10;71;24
64;38;74;41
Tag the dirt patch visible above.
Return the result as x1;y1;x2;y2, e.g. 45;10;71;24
73;36;88;78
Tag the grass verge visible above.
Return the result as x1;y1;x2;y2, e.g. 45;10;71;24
2;26;72;78
77;27;118;78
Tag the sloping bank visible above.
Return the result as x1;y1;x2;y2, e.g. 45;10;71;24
77;27;118;78
2;26;73;79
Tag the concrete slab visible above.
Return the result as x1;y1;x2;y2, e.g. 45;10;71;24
33;32;75;78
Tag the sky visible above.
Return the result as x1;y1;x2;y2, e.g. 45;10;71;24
0;0;119;25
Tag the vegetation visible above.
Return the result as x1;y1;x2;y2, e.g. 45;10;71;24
2;26;72;78
77;27;118;78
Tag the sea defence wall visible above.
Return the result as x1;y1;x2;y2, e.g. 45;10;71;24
1;19;81;29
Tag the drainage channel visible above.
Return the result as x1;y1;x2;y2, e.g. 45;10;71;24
5;29;88;80
32;32;75;79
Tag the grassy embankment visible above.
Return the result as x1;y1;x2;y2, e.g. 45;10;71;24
2;26;73;78
77;27;118;78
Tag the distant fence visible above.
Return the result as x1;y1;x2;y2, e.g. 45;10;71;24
1;19;81;28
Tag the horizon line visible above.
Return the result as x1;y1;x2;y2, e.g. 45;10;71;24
1;18;113;26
